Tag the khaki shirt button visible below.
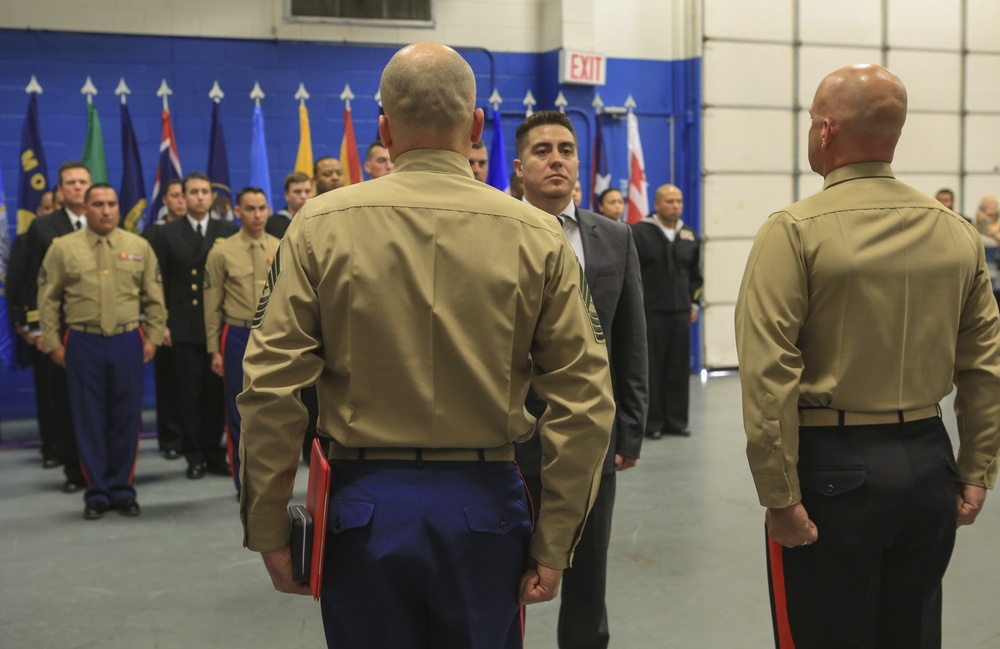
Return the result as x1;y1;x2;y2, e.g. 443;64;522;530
778;486;789;494
192;299;199;306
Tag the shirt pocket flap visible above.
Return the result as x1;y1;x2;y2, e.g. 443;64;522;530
328;500;375;533
464;498;526;535
799;467;867;497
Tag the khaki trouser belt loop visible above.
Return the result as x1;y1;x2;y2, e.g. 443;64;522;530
798;405;940;427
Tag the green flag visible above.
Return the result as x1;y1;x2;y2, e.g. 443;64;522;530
82;102;109;184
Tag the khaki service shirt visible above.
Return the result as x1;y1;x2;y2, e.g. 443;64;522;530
203;229;280;353
238;149;615;569
38;227;166;350
735;162;1000;508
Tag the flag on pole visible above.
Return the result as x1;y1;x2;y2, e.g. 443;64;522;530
17;92;49;235
82;102;109;185
0;162;17;369
295;103;313;178
150;109;183;223
339;108;362;186
119;102;148;232
625;112;648;224
249;105;273;207
486;108;510;193
207;102;234;221
590;117;611;211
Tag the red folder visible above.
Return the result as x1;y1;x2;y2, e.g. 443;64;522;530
306;438;331;600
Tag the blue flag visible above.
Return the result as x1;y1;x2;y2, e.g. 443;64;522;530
207;102;234;222
17;93;49;235
486;108;509;193
590;117;610;212
149;109;182;223
249;105;273;208
119;102;148;233
0;162;16;369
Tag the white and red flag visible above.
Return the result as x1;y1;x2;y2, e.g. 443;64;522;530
625;111;648;224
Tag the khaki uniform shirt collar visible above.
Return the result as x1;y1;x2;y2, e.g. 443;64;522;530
238;228;264;249
83;227;119;248
823;162;895;191
390;149;476;178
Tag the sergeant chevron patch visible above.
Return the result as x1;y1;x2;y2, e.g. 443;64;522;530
252;247;281;329
579;263;605;344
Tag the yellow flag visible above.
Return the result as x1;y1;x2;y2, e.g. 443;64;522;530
295;103;313;178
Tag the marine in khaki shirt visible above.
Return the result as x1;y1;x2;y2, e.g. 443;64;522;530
203;211;280;358
37;185;165;520
237;45;615;639
203;187;279;494
39;198;165;352
735;64;1000;647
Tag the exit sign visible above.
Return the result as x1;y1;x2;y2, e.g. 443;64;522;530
559;50;607;86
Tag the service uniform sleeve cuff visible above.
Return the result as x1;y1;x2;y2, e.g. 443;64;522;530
957;449;1000;490
752;471;801;508
528;535;572;571
242;508;292;553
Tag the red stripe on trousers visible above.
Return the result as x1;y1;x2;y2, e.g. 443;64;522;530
768;537;796;649
219;324;236;473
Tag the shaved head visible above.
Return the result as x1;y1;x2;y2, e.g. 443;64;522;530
380;43;477;132
808;64;908;176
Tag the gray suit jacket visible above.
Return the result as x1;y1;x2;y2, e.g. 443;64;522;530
520;207;649;476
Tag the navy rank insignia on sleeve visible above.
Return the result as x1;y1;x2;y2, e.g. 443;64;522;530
578;263;605;344
252;247;281;329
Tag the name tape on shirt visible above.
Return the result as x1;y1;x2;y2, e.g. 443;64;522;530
252;247;281;329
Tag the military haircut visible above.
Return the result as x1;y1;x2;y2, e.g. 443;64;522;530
182;171;212;192
236;186;267;207
284;171;311;192
515;110;577;158
379;43;476;131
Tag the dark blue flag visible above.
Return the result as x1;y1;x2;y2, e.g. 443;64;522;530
17;93;49;235
486;108;509;193
0;161;16;369
119;102;148;233
590;117;610;212
207;101;234;221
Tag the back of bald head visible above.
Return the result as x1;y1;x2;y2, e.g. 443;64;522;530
380;43;476;132
815;64;907;149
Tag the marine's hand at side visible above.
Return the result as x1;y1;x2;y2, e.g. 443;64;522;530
519;562;563;605
261;547;312;596
766;502;819;548
957;484;987;527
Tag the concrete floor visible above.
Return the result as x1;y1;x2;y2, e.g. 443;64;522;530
1;373;998;648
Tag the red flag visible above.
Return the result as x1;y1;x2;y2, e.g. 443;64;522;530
339;108;362;186
625;112;648;224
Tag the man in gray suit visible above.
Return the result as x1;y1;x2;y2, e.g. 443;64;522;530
514;110;648;649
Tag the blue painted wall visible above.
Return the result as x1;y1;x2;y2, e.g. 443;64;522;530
0;28;701;424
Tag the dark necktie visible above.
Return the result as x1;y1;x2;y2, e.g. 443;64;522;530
196;222;204;240
74;221;82;231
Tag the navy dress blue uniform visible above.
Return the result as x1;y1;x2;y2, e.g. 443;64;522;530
631;217;702;435
150;216;237;473
37;225;165;512
9;209;84;486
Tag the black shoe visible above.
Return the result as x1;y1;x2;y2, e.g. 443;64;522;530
664;429;692;437
116;499;141;517
84;501;108;520
204;458;231;477
186;464;205;480
161;449;181;460
43;458;62;469
63;480;83;493
645;430;663;440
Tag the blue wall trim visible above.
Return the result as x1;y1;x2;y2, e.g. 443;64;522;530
0;28;702;423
